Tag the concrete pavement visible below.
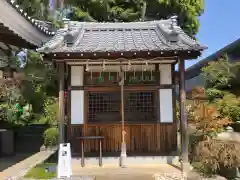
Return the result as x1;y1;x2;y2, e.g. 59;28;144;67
0;150;55;180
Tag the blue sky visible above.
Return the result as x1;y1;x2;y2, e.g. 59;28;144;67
186;0;240;68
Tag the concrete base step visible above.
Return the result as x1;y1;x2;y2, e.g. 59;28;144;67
72;156;179;166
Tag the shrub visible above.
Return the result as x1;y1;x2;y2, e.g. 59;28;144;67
177;100;231;136
191;138;240;175
193;105;231;136
43;127;59;147
214;92;240;123
39;97;58;126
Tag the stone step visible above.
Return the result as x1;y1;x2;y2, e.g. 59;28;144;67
72;156;179;166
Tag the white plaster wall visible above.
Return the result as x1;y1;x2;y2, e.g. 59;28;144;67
159;89;173;123
71;66;84;86
71;66;85;124
159;64;172;84
71;90;84;124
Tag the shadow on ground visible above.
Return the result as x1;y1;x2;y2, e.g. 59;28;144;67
0;153;34;172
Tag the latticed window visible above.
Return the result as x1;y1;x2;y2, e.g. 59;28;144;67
87;91;156;123
88;92;121;123
124;91;156;122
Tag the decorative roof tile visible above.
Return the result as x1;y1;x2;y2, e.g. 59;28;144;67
37;17;207;54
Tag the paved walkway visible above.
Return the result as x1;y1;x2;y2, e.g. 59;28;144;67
1;150;182;180
0;150;55;180
69;164;183;180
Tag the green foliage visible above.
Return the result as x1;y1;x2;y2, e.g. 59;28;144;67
202;55;240;90
16;0;205;36
16;0;49;20
22;50;57;113
213;92;240;123
67;0;204;36
0;78;26;124
24;163;56;179
43;127;59;147
0;50;58;126
201;55;240;122
205;88;226;102
41;97;58;126
47;15;64;29
147;0;204;36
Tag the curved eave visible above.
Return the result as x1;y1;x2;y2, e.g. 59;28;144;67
0;0;55;48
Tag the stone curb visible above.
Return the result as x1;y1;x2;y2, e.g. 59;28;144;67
4;150;56;180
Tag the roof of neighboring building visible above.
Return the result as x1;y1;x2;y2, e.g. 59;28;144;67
186;38;240;80
0;0;55;48
37;17;207;59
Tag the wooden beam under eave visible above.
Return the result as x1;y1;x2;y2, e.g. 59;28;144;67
178;58;190;172
46;51;202;61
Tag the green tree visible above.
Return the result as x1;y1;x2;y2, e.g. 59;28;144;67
16;0;205;36
22;50;58;113
66;0;204;36
202;55;240;90
16;0;49;20
0;78;25;124
202;55;240;122
146;0;204;36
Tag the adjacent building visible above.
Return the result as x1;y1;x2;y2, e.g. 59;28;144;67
185;38;240;91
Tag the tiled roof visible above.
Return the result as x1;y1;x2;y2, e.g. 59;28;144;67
37;17;207;54
6;0;56;36
0;0;55;47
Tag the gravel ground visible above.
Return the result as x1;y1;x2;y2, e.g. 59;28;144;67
153;173;187;180
21;173;227;180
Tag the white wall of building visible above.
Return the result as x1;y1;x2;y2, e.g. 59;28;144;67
71;90;84;124
159;64;173;123
159;89;173;123
159;64;172;84
70;66;84;124
71;66;84;86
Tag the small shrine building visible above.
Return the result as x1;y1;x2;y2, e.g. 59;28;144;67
37;17;206;168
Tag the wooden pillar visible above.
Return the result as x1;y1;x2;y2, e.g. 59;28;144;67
119;67;127;167
178;59;189;172
58;62;65;143
67;65;71;142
